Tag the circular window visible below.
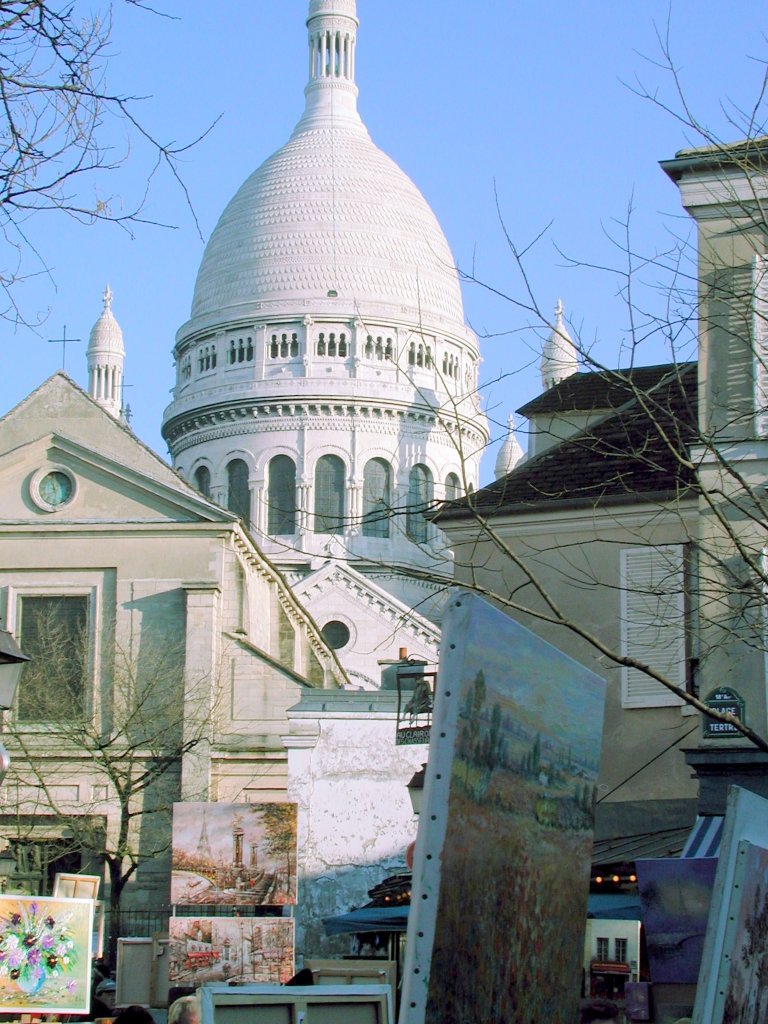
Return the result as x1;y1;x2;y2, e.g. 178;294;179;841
30;467;76;512
321;620;351;650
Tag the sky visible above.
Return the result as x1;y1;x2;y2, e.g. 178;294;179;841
2;1;766;483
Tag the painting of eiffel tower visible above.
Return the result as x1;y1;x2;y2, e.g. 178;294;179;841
171;802;297;906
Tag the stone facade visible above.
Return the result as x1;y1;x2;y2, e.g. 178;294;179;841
0;373;345;908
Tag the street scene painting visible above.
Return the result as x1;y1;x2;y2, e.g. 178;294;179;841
171;802;297;906
0;895;93;1015
720;841;768;1023
168;916;294;986
406;593;606;1024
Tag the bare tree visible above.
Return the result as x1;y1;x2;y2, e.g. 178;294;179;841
0;1;208;324
0;602;221;962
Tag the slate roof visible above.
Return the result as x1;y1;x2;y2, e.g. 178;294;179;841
518;362;696;417
439;362;698;519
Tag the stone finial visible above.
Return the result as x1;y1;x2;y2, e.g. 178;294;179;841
494;414;525;479
541;299;578;391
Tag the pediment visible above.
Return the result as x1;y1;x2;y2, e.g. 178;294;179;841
294;561;440;690
0;431;231;524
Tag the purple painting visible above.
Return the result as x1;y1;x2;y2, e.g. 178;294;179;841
636;857;717;984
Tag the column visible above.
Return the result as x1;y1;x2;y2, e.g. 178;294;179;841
180;584;221;801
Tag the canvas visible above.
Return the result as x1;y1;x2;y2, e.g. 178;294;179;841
0;894;93;1015
695;788;768;1023
401;591;606;1024
717;841;768;1023
172;802;297;906
636;857;717;983
168;916;294;986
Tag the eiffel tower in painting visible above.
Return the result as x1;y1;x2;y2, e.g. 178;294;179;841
195;807;213;862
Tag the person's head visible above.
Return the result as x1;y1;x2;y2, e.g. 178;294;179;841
580;999;620;1023
168;994;199;1024
114;1006;155;1024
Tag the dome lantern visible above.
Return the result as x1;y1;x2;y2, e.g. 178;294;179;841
87;285;124;420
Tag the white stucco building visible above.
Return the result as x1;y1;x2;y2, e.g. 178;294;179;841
160;0;489;688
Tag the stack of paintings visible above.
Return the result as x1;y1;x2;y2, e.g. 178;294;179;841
169;802;297;986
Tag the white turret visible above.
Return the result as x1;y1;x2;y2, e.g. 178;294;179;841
87;286;125;419
541;299;578;391
494;414;525;479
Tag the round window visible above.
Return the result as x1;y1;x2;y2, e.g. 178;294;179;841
30;468;76;512
321;620;351;650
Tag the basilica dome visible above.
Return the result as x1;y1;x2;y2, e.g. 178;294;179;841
190;125;465;330
185;0;468;339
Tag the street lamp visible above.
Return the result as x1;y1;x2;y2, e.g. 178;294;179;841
0;628;29;785
0;629;29;710
0;848;15;892
406;763;427;816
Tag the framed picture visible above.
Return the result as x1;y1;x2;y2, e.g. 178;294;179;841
0;894;94;1015
172;802;297;906
115;937;153;1008
92;900;105;960
52;873;101;901
168;917;294;986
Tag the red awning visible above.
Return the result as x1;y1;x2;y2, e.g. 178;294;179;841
591;962;631;975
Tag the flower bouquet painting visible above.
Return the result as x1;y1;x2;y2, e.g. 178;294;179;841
0;895;93;1014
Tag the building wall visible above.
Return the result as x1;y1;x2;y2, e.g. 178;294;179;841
285;694;427;958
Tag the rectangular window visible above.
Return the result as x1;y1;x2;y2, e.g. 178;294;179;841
615;937;628;962
620;545;687;708
596;937;609;961
17;595;88;722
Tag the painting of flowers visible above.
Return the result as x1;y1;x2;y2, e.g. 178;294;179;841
0;895;93;1014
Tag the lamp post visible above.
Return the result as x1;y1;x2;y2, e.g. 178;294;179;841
0;629;29;710
0;628;29;785
0;847;15;892
407;763;427;816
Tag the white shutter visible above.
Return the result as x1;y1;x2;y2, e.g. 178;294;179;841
754;254;768;436
621;545;686;708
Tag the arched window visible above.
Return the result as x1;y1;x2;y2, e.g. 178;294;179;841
363;458;391;538
406;464;433;544
194;465;211;498
314;455;345;534
445;473;461;500
227;459;250;524
268;455;297;536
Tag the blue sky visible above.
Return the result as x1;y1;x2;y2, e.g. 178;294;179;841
2;1;765;482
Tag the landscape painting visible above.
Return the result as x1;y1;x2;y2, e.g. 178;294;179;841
168;916;294;986
720;842;768;1023
0;895;93;1015
172;802;297;906
407;592;606;1024
636;857;716;983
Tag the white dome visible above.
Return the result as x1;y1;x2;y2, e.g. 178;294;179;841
87;285;124;356
190;126;465;331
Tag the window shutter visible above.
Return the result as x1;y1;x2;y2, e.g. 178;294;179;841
754;254;768;436
621;545;686;708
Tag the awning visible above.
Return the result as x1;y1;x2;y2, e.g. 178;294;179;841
323;906;409;936
680;815;723;858
591;961;631;975
323;891;641;936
